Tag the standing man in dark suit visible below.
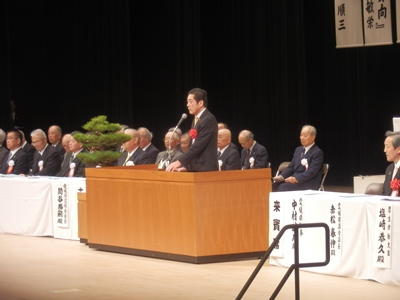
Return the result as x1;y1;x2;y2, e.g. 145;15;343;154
382;131;400;196
0;130;29;175
273;125;324;191
57;136;87;177
30;129;61;176
217;128;241;170
138;127;159;164
0;129;9;164
117;128;150;166
48;125;65;163
238;130;268;169
166;87;218;172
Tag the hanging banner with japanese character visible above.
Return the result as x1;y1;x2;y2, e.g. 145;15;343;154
326;198;343;262
363;0;393;46
56;183;69;228
269;192;290;258
373;201;393;268
334;0;364;48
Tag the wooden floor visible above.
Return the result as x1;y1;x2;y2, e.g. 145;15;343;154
1;232;399;300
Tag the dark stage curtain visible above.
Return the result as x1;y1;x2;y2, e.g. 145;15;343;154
1;0;399;185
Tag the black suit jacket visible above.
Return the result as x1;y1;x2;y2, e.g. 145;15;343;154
57;151;87;177
219;145;241;170
278;144;324;191
240;142;268;169
53;142;66;163
117;147;150;166
32;144;61;176
22;142;35;167
0;148;30;175
383;163;400;196
0;146;9;166
178;109;218;172
143;143;159;164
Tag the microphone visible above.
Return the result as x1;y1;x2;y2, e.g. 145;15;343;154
170;112;187;144
169;114;187;149
175;113;187;128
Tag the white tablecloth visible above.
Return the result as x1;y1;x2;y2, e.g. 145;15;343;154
0;175;85;240
269;191;400;285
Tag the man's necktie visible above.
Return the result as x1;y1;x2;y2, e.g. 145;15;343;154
393;165;398;179
123;153;131;166
301;148;305;158
218;150;221;158
245;149;251;168
7;152;12;162
194;117;199;126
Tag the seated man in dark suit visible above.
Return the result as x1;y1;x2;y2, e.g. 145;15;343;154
57;136;87;177
238;130;268;169
0;129;9;164
273;125;324;191
30;129;61;176
217;128;241;170
0;130;30;175
117;129;150;166
138;127;159;164
19;130;35;167
48;125;66;163
156;130;183;169
382;131;400;196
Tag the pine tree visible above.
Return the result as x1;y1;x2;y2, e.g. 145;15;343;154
73;115;131;166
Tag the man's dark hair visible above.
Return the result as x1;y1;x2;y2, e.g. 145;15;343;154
188;88;208;107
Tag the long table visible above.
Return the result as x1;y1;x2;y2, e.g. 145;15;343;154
0;175;86;240
269;191;400;285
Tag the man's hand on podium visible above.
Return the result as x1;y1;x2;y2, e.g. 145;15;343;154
166;160;182;172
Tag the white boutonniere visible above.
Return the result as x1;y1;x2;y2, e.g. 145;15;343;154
218;159;223;171
38;160;44;167
249;157;255;168
301;158;308;171
126;161;135;166
70;162;76;169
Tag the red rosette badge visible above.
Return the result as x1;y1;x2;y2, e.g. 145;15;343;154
189;128;198;139
7;160;14;174
390;178;400;197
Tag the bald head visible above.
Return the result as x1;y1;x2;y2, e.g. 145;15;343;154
238;130;254;150
62;134;73;153
123;129;140;152
48;125;62;145
217;128;232;149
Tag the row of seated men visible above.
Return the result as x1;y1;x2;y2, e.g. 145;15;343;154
0;124;324;192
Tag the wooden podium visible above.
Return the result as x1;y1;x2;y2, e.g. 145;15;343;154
84;165;271;263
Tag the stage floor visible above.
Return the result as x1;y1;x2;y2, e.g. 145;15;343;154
0;233;399;300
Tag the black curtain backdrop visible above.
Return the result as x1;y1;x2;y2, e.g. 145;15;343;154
1;0;399;185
